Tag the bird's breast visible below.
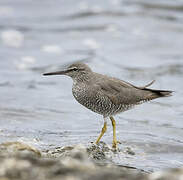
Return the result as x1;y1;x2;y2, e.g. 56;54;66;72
72;82;89;105
72;82;118;116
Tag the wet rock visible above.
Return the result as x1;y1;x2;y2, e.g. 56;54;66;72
124;147;136;156
45;142;118;163
0;142;147;180
0;142;41;157
148;168;183;180
44;144;88;159
45;145;74;158
86;141;113;162
0;141;182;180
0;153;147;180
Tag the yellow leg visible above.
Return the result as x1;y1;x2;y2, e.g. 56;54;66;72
110;116;117;148
96;122;107;144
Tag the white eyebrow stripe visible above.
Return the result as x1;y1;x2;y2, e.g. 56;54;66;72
68;67;77;70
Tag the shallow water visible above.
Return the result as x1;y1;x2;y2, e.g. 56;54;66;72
0;0;183;172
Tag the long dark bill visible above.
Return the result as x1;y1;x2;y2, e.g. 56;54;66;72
43;70;69;76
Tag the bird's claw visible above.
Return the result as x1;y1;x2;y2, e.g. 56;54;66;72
112;140;121;149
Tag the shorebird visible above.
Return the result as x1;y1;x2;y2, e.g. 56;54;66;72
43;62;172;148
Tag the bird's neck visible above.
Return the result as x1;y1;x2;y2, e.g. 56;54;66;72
72;73;92;84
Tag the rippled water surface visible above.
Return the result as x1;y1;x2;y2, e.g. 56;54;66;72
0;0;183;172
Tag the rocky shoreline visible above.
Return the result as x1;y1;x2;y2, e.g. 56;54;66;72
0;141;181;180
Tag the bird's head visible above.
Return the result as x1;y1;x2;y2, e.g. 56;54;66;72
43;62;92;81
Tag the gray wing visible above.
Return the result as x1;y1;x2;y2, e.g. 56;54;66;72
94;75;152;105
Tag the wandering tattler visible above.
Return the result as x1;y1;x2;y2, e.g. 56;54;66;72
43;62;172;148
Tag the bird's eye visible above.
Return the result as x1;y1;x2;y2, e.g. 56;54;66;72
72;67;78;71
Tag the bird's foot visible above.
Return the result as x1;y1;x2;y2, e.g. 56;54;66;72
117;140;121;144
112;140;121;149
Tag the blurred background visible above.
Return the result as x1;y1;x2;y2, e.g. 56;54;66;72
0;0;183;171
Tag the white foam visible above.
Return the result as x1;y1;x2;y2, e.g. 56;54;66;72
91;6;103;13
0;6;14;16
41;45;63;54
106;24;118;32
83;38;100;49
79;2;89;10
15;56;36;70
21;56;36;64
18;137;44;148
111;0;121;5
1;30;24;47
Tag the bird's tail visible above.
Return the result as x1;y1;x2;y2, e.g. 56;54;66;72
145;88;173;98
137;80;173;99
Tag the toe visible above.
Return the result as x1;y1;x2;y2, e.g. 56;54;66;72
112;141;117;149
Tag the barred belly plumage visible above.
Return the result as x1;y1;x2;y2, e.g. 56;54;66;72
72;82;134;117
